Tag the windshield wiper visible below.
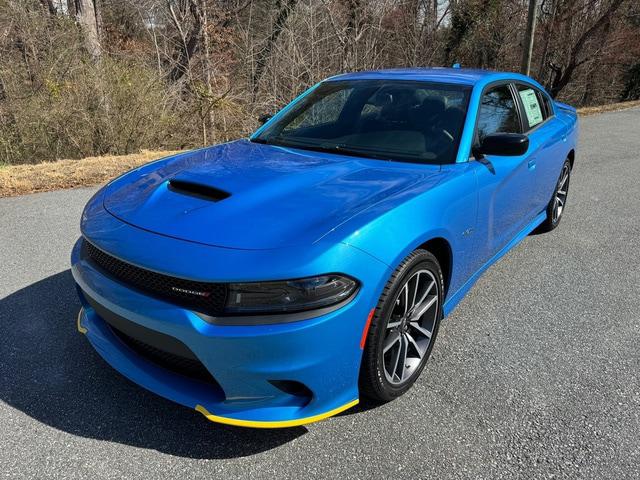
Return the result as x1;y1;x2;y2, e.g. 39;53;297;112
257;137;393;161
327;144;394;161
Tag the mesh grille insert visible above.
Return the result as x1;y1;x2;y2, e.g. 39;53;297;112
110;325;220;386
82;291;224;394
83;240;227;315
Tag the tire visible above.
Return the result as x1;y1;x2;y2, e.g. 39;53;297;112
359;249;444;403
537;158;571;233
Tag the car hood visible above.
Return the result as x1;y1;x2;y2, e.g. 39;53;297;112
103;139;440;250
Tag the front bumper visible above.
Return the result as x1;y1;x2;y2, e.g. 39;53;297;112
71;236;389;428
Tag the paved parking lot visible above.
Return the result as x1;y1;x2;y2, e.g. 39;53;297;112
1;108;639;479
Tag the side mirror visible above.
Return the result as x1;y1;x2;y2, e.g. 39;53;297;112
258;113;273;125
474;133;529;157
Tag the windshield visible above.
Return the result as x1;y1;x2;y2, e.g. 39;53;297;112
252;80;470;164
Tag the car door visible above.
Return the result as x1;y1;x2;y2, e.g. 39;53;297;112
471;82;538;258
513;82;568;212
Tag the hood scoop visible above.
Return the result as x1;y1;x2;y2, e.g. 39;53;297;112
167;179;230;202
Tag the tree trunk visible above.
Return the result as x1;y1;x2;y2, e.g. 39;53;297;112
520;0;538;75
251;0;298;98
343;0;362;70
536;2;556;83
168;0;204;83
94;0;103;42
40;0;57;16
202;0;215;144
75;0;101;60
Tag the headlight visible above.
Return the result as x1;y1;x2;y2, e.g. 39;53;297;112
223;274;359;315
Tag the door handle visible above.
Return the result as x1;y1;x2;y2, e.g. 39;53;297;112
528;159;536;170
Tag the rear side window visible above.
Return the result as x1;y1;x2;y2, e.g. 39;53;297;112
538;90;554;117
516;84;546;130
477;85;521;141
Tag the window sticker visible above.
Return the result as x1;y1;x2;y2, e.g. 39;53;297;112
518;88;544;127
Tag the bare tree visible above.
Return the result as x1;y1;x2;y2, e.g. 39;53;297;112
1;0;638;166
251;0;299;97
546;0;625;97
75;0;101;60
167;0;204;82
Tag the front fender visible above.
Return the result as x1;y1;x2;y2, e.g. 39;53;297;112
327;162;479;305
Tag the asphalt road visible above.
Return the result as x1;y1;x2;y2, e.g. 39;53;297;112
1;108;639;479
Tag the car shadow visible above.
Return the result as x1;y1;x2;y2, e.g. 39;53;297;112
0;270;305;459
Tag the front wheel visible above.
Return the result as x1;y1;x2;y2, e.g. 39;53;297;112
537;159;571;233
359;249;443;402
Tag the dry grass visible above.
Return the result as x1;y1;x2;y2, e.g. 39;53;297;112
0;150;182;198
2;100;640;198
577;100;640;116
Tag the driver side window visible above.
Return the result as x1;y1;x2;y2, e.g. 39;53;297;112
477;85;521;142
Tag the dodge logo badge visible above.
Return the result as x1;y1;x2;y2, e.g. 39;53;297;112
171;286;211;297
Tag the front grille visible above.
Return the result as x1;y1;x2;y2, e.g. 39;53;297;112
83;240;227;315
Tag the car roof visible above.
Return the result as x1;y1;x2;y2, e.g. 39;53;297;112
326;68;540;88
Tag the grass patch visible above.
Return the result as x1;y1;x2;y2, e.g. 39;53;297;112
0;150;182;198
577;100;640;116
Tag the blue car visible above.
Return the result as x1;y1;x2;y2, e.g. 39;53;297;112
72;68;578;428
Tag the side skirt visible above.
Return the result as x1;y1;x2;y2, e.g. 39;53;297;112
443;210;547;316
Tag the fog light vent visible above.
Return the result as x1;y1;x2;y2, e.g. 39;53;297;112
268;380;313;405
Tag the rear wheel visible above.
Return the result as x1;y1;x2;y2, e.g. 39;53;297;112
537;159;571;233
359;250;443;402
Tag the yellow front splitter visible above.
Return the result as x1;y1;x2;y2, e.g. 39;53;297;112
77;308;88;334
195;398;359;429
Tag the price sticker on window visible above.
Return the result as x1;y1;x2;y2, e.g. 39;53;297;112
519;88;543;127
